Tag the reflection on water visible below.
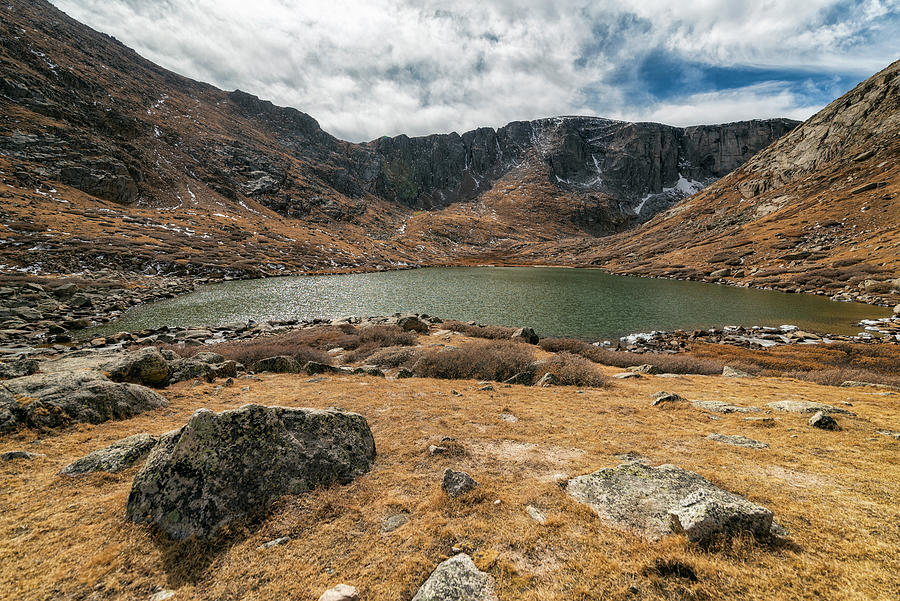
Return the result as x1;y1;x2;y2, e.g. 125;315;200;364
92;267;889;339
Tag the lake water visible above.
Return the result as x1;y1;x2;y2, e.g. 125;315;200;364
93;267;889;340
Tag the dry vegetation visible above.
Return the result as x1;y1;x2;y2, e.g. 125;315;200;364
1;367;898;600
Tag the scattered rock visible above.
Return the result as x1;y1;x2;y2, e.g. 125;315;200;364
149;591;175;601
442;468;478;498
1;450;42;461
259;536;290;549
722;366;753;378
526;505;546;524
251;356;300;374
382;513;410;533
62;433;158;475
566;462;781;542
706;433;769;449
398;315;429;333
498;412;518;422
808;411;840;430
304;361;342;375
318;584;359;601
510;327;539;345
690;400;759;414
411;553;497;601
477;384;494;392
650;391;684;406
876;430;900;440
126;404;376;540
106;347;171;387
613;372;641;379
766;400;854;415
840;380;900;391
628;364;661;375
397;367;414;379
1;371;168;432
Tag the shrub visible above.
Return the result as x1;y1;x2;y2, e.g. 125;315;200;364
361;345;421;368
540;337;725;375
443;321;519;340
536;352;608;387
344;326;418;362
412;340;535;382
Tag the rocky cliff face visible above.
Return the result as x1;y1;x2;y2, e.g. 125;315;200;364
362;117;796;219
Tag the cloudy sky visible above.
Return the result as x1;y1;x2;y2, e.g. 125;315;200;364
51;0;899;142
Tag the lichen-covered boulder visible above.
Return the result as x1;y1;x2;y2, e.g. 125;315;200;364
126;404;376;540
767;400;854;415
106;347;171;387
0;358;39;380
566;462;781;542
0;371;168;433
442;468;478;498
62;433;158;476
251;356;301;374
510;327;539;345
411;554;497;601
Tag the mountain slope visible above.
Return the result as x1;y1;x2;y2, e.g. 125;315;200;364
579;59;900;306
0;0;794;277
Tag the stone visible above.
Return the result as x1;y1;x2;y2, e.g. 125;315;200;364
876;430;900;440
2;450;42;461
628;364;661;375
840;381;900;391
706;433;769;449
0;358;39;379
251;356;301;373
498;412;518;422
192;352;226;364
397;367;414;379
259;536;291;549
411;553;497;601
690;400;760;414
442;468;478;498
650;391;684;406
510;327;539;345
106;347;171;387
477;384;494;392
126;404;375;540
722;366;753;378
382;512;410;533
613;372;641;379
61;433;158;476
766;400;854;415
149;591;175;601
398;315;429;333
318;584;359;601
808;411;840;430
535;372;557;387
566;462;781;542
304;361;342;375
1;371;168;432
526;505;546;524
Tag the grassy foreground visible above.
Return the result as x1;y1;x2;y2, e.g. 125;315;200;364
1;359;899;600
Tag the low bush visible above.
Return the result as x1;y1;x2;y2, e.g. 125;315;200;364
363;345;421;368
539;338;725;375
443;321;519;340
536;352;608;387
412;340;535;382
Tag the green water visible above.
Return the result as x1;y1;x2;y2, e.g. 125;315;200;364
94;267;889;340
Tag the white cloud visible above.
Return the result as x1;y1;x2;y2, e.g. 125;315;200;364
49;0;899;141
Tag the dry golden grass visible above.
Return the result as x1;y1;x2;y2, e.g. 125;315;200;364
2;363;899;600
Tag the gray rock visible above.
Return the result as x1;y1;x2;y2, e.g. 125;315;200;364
397;367;414;379
259;536;291;549
628;364;662;375
126;404;376;540
318;584;359;601
840;380;900;391
2;450;42;461
766;400;854;415
566;462;781;542
510;327;539;345
442;468;478;498
1;371;168;432
526;505;546;524
613;372;641;379
411;553;497;601
106;347;171;387
722;366;753;378
192;352;226;364
876;430;900;440
149;590;175;601
303;361;341;375
651;391;684;406
252;356;301;374
0;358;39;379
498;412;518;422
691;400;760;414
808;411;840;430
382;512;410;533
62;433;158;476
398;315;429;333
706;433;769;449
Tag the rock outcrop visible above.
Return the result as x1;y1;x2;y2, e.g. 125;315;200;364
62;433;158;475
566;462;782;542
411;554;497;601
0;371;168;433
125;404;376;540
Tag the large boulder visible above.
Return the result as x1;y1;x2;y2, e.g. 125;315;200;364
411;554;497;601
766;400;854;415
251;356;301;374
510;327;539;345
0;371;168;433
62;433;158;476
126;404;376;540
397;315;429;333
566;462;781;542
106;348;171;387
